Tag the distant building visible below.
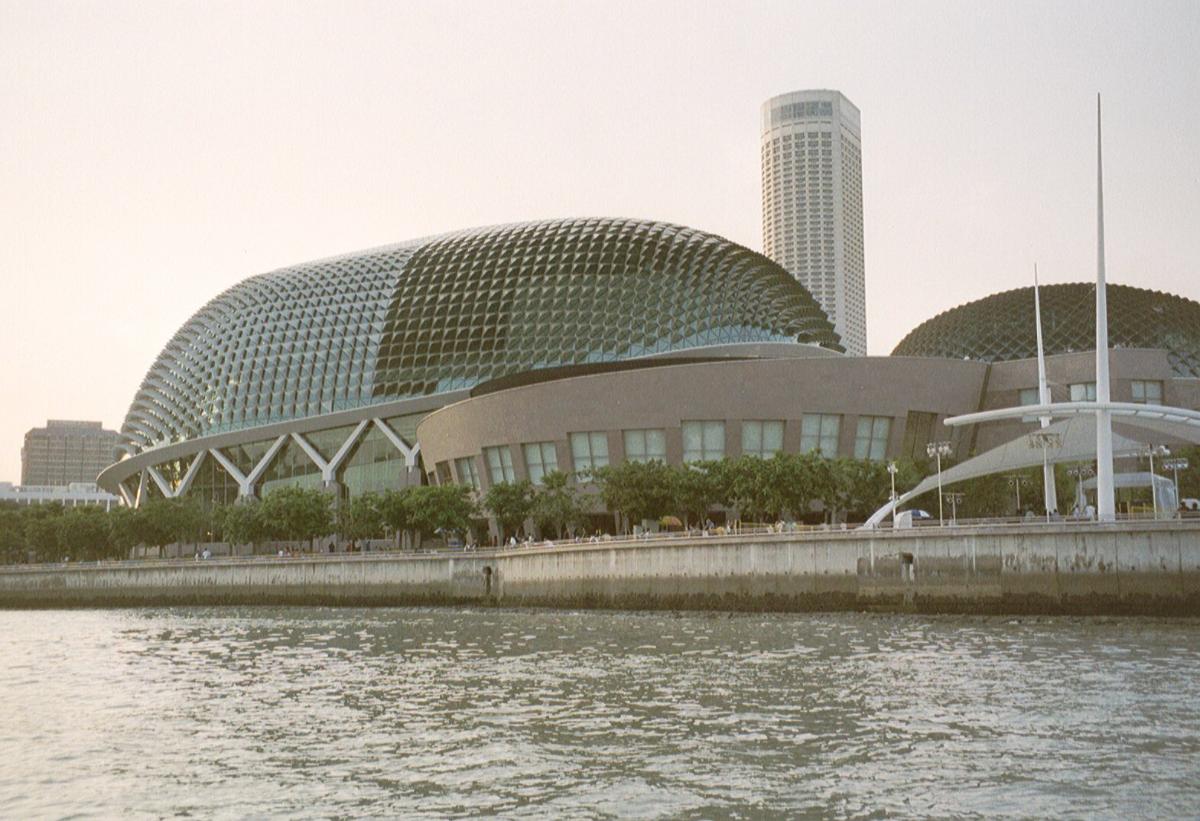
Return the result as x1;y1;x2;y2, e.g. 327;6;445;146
0;482;122;510
21;420;119;486
761;89;867;356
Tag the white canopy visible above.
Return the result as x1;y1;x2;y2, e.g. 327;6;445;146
863;410;1200;527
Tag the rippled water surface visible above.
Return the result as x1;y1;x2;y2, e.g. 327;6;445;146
1;608;1197;819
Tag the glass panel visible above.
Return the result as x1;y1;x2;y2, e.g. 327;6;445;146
523;441;557;485
484;446;515;484
683;421;724;462
800;413;840;456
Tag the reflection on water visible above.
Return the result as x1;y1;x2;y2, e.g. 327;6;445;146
0;608;1197;818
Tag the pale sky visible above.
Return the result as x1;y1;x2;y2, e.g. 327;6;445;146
1;0;1198;483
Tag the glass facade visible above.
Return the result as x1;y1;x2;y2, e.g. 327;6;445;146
1070;382;1097;402
1131;380;1163;404
799;413;840;456
523;442;558;485
853;416;891;461
455;457;481;491
742;420;784;458
569;432;609;473
682;421;725;463
119;218;840;459
484;446;515;485
623;429;666;463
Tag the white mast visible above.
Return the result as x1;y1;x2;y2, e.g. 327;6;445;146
1095;94;1116;520
1034;265;1058;514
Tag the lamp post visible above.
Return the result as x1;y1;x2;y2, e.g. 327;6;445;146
926;441;953;526
1006;474;1029;516
945;491;965;525
887;461;899;527
1163;457;1189;512
1067;465;1095;517
1027;430;1063;521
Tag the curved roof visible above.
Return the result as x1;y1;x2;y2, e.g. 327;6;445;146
892;282;1200;376
120;217;840;456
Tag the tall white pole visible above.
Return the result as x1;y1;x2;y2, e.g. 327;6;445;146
1095;94;1116;521
937;451;944;525
1034;265;1059;515
1149;448;1158;519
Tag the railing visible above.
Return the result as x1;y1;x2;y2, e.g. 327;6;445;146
2;513;1198;574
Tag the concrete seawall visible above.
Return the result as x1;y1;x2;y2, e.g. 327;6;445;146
2;522;1198;615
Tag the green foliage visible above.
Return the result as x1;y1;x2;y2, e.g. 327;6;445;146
405;484;476;546
591;460;674;530
0;505;25;564
531;471;588;538
378;488;414;540
24;509;63;562
56;507;113;561
670;462;723;526
219;503;268;546
138;499;204;555
483;480;534;541
258;486;334;545
340;492;385;542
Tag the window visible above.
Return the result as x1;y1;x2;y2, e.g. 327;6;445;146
800;413;840;456
484;446;515;485
1019;388;1041;406
854;416;891;461
624;429;666;463
523;441;557;485
742;420;784;458
1070;382;1097;402
455;456;480;491
682;420;725;463
1131;380;1163;404
570;432;609;473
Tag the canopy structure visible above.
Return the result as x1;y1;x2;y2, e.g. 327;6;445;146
863;403;1200;527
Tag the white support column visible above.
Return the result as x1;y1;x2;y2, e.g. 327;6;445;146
1095;94;1115;521
208;448;252;499
245;435;289;490
1034;267;1059;515
290;432;330;478
146;466;175;499
328;420;370;475
135;469;149;508
117;481;135;508
176;450;207;497
371;418;421;467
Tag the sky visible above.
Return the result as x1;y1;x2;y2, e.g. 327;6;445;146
1;0;1198;483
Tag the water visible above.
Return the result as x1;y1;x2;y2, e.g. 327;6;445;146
0;609;1197;819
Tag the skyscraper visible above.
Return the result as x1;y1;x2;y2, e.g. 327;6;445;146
20;420;118;486
761;89;866;355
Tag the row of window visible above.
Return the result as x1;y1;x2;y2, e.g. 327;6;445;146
1018;380;1164;405
456;415;893;488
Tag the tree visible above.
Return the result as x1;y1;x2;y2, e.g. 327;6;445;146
592;460;674;532
56;507;112;561
483;480;534;543
107;506;142;559
138;499;204;557
405;484;476;548
531;471;587;539
378;488;414;549
259;487;334;549
670;462;722;527
219;503;268;550
0;504;27;564
340;492;385;544
23;503;65;562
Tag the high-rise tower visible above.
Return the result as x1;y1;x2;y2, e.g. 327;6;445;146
760;89;866;355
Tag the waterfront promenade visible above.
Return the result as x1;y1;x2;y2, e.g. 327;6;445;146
2;519;1197;614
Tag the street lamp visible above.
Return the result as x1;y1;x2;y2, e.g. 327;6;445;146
1027;430;1063;521
1163;457;1189;512
926;441;953;526
944;491;965;524
1067;465;1094;517
1006;474;1029;516
887;461;899;526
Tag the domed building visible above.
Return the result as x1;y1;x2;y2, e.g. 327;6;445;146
893;283;1200;378
100;218;841;506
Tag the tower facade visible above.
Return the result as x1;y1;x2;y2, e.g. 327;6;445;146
761;89;866;355
21;420;118;486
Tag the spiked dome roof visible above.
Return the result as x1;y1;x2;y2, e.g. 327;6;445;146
892;282;1200;376
119;218;841;457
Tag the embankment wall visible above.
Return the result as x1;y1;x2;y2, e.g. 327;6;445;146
1;522;1198;615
